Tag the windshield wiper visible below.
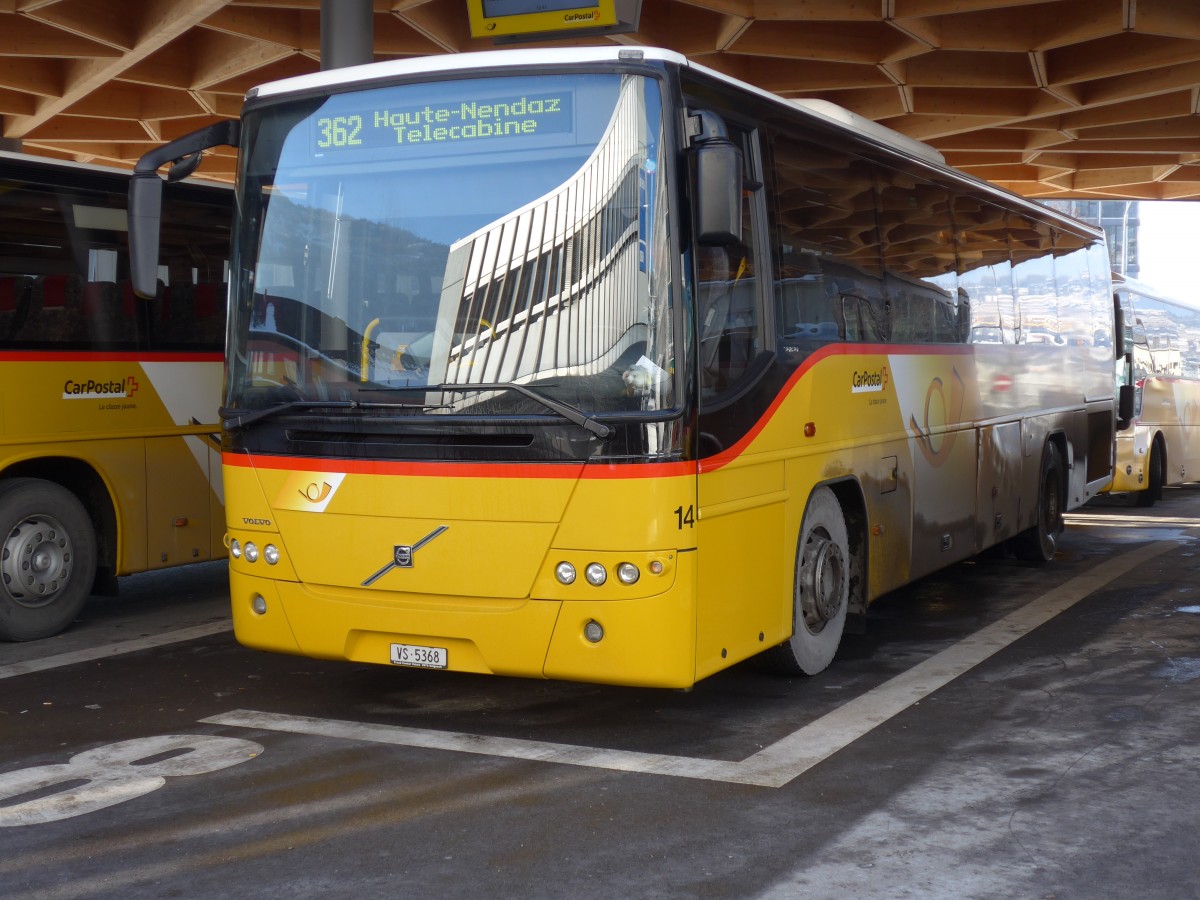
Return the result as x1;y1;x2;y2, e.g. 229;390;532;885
220;400;356;430
367;382;613;438
439;382;612;438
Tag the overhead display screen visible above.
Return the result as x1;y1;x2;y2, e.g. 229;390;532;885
312;91;575;154
466;0;617;38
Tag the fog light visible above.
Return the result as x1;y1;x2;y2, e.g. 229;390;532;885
251;594;267;615
648;559;664;575
555;561;576;584
244;542;259;563
616;562;640;584
264;544;280;565
585;563;606;586
584;619;604;643
230;539;242;559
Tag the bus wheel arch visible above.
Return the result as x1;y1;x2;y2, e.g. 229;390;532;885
769;482;864;675
1135;434;1165;507
1;459;117;594
0;477;100;641
1013;438;1065;562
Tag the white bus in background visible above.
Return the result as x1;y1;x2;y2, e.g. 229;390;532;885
1109;275;1200;506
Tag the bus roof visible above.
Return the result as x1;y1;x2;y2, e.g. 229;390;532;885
246;46;943;167
1113;273;1200;313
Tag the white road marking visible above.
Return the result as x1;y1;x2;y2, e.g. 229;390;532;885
203;539;1180;788
0;622;232;681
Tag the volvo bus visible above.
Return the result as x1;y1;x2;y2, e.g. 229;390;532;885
0;152;230;641
1109;275;1200;506
129;48;1124;688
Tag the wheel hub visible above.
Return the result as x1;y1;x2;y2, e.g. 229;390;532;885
1;516;72;608
800;529;845;634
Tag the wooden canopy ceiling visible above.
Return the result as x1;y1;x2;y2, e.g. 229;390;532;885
2;0;1200;199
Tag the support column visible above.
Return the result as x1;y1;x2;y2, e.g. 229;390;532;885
320;0;374;70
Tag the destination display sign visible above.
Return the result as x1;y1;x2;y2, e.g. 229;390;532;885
312;91;574;154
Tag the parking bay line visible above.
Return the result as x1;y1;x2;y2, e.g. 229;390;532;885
0;622;232;680
203;539;1178;788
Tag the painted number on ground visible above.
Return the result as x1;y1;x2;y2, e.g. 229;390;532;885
0;734;264;826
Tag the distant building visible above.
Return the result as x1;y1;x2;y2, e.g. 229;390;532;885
1042;199;1140;278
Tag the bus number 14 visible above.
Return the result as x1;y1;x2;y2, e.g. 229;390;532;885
674;505;695;529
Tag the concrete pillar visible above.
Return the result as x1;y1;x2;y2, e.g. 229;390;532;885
321;0;374;70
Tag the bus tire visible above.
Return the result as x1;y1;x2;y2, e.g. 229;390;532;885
1134;438;1163;508
769;486;849;675
1014;443;1064;562
0;479;98;642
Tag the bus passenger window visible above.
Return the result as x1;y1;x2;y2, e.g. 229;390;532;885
698;241;759;393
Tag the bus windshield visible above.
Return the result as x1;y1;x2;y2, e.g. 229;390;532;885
227;71;674;424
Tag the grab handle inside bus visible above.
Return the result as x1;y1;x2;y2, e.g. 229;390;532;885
689;110;743;246
129;120;241;299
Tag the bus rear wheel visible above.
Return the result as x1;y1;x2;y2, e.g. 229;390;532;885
1014;443;1064;562
1134;438;1164;508
0;479;98;641
768;487;849;675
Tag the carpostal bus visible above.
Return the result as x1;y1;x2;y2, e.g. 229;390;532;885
128;48;1123;688
0;152;230;641
1108;274;1200;506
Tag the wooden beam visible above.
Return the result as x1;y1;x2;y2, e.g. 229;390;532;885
189;28;296;90
0;14;122;57
1048;34;1200;86
3;0;229;138
23;3;137;51
62;82;202;119
392;0;475;53
0;55;63;97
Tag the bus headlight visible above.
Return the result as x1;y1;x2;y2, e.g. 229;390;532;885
555;561;576;584
585;563;607;586
244;541;259;563
230;539;242;559
616;562;640;584
264;544;280;565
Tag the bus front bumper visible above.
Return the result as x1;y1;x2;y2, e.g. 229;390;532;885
228;552;699;689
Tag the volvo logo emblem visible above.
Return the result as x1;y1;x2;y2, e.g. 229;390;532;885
361;526;448;586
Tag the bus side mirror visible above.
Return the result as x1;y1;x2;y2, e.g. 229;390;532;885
1117;382;1135;431
129;120;241;299
689;110;742;246
129;173;164;300
1112;296;1128;360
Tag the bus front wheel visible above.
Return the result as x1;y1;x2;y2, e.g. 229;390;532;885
770;486;849;675
1014;443;1064;562
1134;438;1164;507
0;479;98;641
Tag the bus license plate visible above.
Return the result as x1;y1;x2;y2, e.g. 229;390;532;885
390;643;448;669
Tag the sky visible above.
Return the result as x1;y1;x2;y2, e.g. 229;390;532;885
1131;201;1200;307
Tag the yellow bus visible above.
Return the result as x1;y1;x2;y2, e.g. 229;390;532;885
0;151;230;641
1109;275;1200;506
130;48;1123;688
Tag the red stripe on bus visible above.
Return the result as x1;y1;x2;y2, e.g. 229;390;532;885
223;451;694;480
0;351;223;362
